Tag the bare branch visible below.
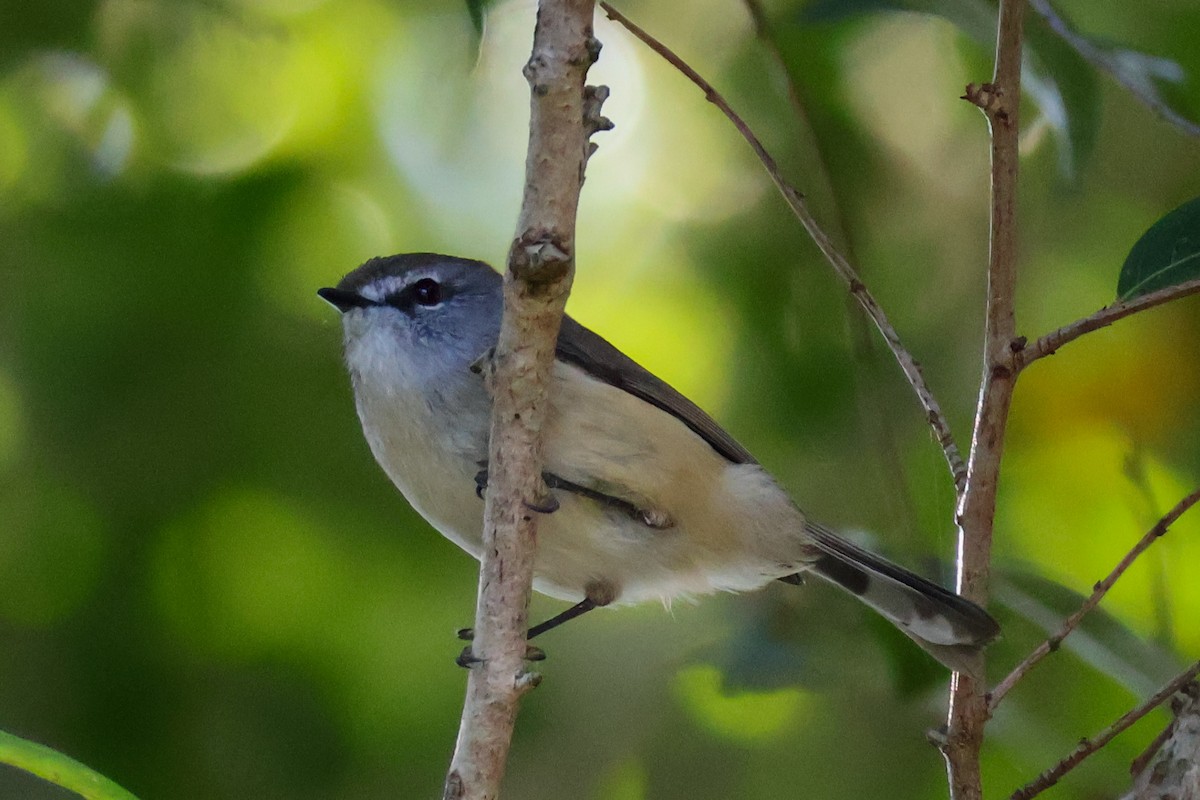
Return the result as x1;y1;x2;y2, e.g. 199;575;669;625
1016;277;1200;369
1123;682;1200;799
443;2;600;798
599;1;967;495
1126;714;1177;782
1028;0;1200;139
989;487;1200;712
943;3;1026;799
1010;661;1200;800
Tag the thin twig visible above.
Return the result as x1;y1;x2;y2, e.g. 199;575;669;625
1010;660;1200;800
944;2;1027;798
1123;447;1175;645
1124;682;1200;798
741;0;925;545
1029;0;1200;139
1016;277;1200;369
1127;717;1176;779
988;487;1200;711
443;2;600;798
600;0;968;495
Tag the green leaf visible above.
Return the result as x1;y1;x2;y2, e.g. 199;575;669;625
0;729;142;800
797;0;1100;181
1023;17;1100;184
465;0;492;38
995;571;1183;697
1117;196;1200;301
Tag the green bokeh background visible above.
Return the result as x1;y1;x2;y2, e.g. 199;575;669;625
2;0;1199;797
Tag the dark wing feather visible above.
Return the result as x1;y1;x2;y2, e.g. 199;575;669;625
555;315;756;465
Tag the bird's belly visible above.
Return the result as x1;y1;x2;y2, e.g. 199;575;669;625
356;385;807;606
375;450;783;605
356;389;488;559
529;485;800;606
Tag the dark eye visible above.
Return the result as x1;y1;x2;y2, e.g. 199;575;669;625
412;278;442;306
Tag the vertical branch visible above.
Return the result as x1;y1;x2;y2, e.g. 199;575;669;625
944;0;1026;798
443;2;601;798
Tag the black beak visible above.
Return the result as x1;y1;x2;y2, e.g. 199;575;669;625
318;287;377;312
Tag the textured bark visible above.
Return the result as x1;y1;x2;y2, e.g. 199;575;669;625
442;2;600;799
944;1;1026;798
1123;683;1200;800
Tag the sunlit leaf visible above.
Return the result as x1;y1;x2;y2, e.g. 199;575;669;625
674;664;811;743
995;570;1184;697
1117;196;1200;301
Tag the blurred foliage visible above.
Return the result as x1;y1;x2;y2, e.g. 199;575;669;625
1;0;1199;798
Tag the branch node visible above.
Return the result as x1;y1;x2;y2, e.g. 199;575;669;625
443;771;465;800
584;84;615;136
522;55;547;83
584;34;603;65
515;670;543;694
510;237;572;285
926;724;950;750
963;80;1019;126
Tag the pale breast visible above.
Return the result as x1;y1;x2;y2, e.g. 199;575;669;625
353;373;489;558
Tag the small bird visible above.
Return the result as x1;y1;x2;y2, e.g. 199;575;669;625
319;253;999;673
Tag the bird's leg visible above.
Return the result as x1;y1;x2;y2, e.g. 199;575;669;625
527;597;597;639
476;464;669;526
455;582;614;667
541;473;673;529
473;461;558;513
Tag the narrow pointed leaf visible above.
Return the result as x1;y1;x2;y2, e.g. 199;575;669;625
996;571;1183;697
0;729;142;800
1117;196;1200;301
797;0;1099;181
465;0;491;36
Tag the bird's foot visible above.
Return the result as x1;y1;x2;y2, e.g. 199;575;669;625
472;463;560;513
454;642;547;669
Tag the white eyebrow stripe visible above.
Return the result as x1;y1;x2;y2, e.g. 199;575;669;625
360;273;438;303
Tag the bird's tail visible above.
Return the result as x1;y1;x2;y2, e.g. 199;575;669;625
806;523;1000;676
